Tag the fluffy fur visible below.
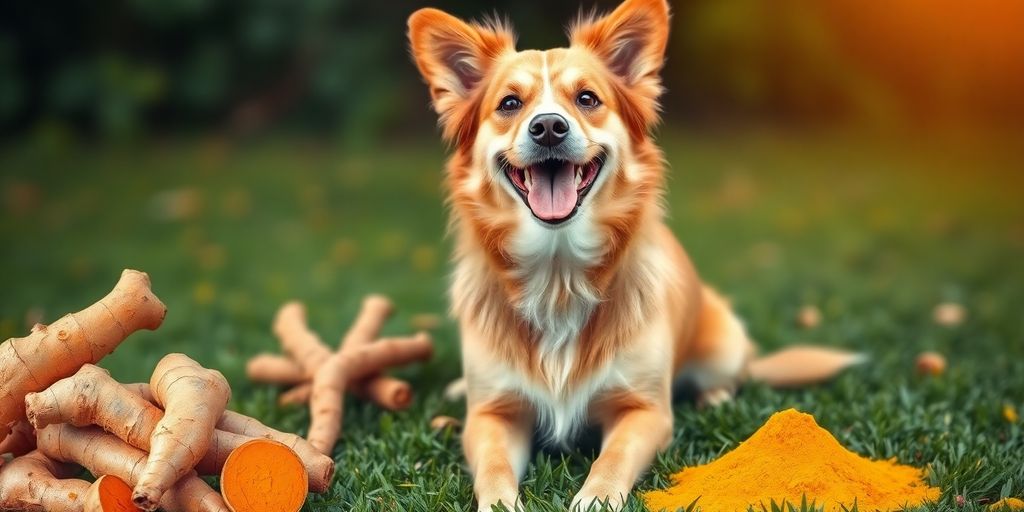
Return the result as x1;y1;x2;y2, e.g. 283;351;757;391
409;1;799;510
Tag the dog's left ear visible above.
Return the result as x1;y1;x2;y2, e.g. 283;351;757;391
569;0;670;87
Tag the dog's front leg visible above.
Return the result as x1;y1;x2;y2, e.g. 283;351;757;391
571;403;673;511
464;399;533;512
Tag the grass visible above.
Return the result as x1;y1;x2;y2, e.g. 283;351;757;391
1;129;1022;511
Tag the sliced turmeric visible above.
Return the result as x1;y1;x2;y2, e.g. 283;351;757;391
0;450;90;511
642;409;940;512
215;410;335;491
220;439;307;512
0;269;166;443
85;475;140;512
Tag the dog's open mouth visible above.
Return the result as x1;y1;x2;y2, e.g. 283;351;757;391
501;154;604;224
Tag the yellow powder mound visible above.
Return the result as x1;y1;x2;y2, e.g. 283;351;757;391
643;409;940;512
991;497;1024;510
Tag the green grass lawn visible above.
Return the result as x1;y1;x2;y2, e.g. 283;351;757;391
1;131;1022;511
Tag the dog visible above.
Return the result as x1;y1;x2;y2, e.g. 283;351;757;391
408;1;862;509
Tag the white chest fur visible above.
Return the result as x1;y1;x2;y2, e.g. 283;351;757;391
509;213;604;394
501;212;608;443
516;360;626;445
500;221;677;444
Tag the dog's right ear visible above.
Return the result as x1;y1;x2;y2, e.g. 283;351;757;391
408;9;515;120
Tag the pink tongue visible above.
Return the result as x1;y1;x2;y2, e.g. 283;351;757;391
526;163;578;221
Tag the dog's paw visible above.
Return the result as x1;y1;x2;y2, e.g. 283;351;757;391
697;386;735;408
443;376;468;401
570;487;626;511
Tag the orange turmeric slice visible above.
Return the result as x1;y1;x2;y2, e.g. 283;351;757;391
85;475;140;512
220;439;308;512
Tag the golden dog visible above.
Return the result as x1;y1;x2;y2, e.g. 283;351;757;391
408;1;861;509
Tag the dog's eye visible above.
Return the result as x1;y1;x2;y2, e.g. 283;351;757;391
498;95;523;112
577;91;601;108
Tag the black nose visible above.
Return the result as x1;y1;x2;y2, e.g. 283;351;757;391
528;113;569;147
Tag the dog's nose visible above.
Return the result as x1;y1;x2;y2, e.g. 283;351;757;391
528;113;569;147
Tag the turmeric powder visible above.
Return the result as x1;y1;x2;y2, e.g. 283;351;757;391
643;409;940;512
991;498;1024;511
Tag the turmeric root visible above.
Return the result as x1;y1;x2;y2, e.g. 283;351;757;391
26;365;162;452
246;356;411;408
332;297;403;407
26;366;334;493
333;296;412;410
0;450;90;511
119;382;154;402
37;424;229;512
337;295;394;352
276;381;312;405
277;376;412;410
0;269;166;442
308;333;433;454
0;421;35;457
220;439;307;512
244;355;305;385
132;353;231;510
85;475;139;512
273;302;334;379
248;297;412;409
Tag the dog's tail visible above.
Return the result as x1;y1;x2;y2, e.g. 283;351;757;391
747;345;867;388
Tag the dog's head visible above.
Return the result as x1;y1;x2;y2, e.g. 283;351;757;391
409;0;668;234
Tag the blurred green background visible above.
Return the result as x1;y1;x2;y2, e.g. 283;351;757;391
1;1;1023;510
3;0;1024;141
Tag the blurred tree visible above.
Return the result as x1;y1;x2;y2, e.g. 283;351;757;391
1;0;1022;141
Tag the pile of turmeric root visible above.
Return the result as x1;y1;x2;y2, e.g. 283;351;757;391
0;269;435;512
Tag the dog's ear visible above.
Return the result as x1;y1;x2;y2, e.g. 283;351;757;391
569;0;670;87
408;9;515;118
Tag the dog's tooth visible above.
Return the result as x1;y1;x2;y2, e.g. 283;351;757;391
575;166;583;187
524;169;532;189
